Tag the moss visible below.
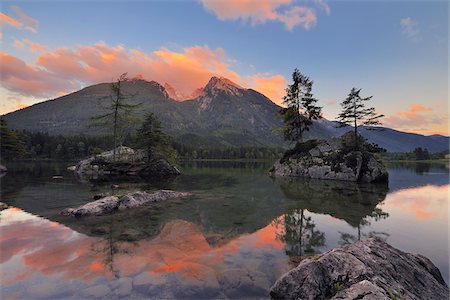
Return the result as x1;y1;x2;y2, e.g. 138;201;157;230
388;290;404;300
331;282;345;296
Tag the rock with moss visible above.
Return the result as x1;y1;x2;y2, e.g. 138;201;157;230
269;132;388;183
270;238;448;300
61;190;192;216
74;146;180;178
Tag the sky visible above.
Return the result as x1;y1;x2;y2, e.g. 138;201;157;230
1;0;448;135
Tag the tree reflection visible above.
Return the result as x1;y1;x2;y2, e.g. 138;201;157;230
339;206;389;245
273;209;325;264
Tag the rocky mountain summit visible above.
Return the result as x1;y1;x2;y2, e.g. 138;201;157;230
74;146;180;178
270;238;449;300
269;132;388;183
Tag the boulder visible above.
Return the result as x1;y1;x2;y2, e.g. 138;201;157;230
269;132;388;183
61;190;191;216
74;146;180;178
270;238;448;300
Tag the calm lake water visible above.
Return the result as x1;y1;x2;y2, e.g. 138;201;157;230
1;160;449;299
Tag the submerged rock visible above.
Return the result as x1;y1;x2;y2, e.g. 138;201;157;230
269;132;388;183
62;190;191;216
0;202;9;211
270;238;448;300
74;146;180;178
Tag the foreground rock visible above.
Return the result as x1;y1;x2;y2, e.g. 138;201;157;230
269;132;388;183
270;238;448;300
62;190;191;216
75;146;180;178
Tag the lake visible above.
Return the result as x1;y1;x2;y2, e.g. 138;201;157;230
1;160;448;299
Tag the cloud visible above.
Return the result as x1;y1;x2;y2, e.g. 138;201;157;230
0;51;78;98
10;6;38;33
400;17;420;42
247;74;287;106
0;12;22;28
384;104;447;135
1;42;288;108
200;0;329;30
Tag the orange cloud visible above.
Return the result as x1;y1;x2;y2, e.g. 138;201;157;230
248;74;287;106
0;51;78;97
15;104;28;110
23;39;47;53
0;12;22;27
0;6;38;33
384;103;448;135
1;42;287;106
200;0;328;30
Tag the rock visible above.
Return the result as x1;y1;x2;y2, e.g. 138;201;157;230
0;164;7;173
218;268;269;298
133;272;154;294
62;196;120;216
74;146;180;178
270;238;449;300
114;277;133;297
81;284;111;298
117;190;191;211
269;132;388;183
62;190;191;216
0;202;9;210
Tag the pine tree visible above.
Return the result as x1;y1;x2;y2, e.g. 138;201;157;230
92;73;141;161
280;69;322;143
337;88;384;149
137;113;176;164
0;119;27;160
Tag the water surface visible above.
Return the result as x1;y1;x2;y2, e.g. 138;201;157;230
1;160;448;299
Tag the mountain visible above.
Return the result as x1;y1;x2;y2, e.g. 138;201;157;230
2;77;449;152
317;119;449;153
1;77;287;147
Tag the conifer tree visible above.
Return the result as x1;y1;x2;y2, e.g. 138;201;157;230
92;73;141;161
137;113;176;163
280;69;322;143
336;88;384;149
0;119;27;160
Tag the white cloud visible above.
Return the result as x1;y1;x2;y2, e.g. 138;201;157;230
400;17;420;42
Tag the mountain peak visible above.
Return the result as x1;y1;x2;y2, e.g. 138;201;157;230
163;82;187;101
203;76;243;96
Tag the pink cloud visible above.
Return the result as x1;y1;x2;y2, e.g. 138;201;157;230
200;0;328;30
247;74;287;106
0;51;77;97
2;42;288;106
384;104;448;135
0;12;22;28
0;6;38;33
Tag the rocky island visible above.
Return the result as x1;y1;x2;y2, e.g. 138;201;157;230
62;190;191;216
270;238;449;300
73;146;180;178
269;132;388;183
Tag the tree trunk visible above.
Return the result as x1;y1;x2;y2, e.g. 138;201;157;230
112;81;121;162
299;209;304;257
353;99;358;149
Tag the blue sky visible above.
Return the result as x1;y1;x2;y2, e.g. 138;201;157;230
1;0;448;135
